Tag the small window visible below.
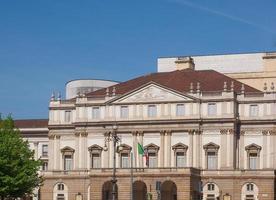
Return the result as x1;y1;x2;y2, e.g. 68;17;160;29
57;183;64;191
42;161;48;171
206;194;215;200
176;104;185;116
249;105;258;117
148;105;157;117
176;152;186;167
121;153;129;168
42;144;48;157
92;107;100;119
120;106;129;118
207;183;215;191
245;195;254;200
246;183;254;191
91;153;101;168
249;153;258;169
64;155;73;170
208;103;217;116
148;152;157;168
64;111;71;122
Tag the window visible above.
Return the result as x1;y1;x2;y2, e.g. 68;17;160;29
42;144;48;157
207;183;215;191
207;152;217;169
172;143;188;168
176;104;185;116
148;105;157;117
88;144;103;169
208;103;217;116
148;152;157;168
42;161;48;171
64;155;73;170
92;107;100;119
249;153;257;169
91;153;101;168
176;152;186;167
245;195;254;200
245;143;261;170
120;153;129;168
249;105;258;117
64;111;71;122
57;183;64;191
246;183;254;191
206;194;215;200
120;106;129;118
57;194;65;200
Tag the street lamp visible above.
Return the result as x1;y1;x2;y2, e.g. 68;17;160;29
103;124;121;200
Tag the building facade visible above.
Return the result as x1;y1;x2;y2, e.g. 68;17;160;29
30;69;276;200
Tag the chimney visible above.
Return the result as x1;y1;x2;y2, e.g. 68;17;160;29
263;52;276;72
175;57;195;70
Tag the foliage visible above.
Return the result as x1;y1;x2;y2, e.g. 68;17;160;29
0;116;42;199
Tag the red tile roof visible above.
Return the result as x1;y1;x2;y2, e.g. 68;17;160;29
14;119;48;129
87;69;260;97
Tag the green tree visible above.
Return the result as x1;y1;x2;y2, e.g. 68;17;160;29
0;116;42;200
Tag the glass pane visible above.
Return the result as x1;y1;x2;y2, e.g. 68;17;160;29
92;107;100;119
64;155;73;170
65;111;71;122
176;152;186;167
249;156;257;169
250;105;258;117
208;103;217;115
207;153;217;169
120;106;129;118
148;105;157;117
121;154;129;168
92;154;101;168
148;153;157;168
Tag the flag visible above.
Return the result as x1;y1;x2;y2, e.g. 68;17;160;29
138;143;144;155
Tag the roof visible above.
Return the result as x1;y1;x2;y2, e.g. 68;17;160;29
87;69;261;97
14;119;48;129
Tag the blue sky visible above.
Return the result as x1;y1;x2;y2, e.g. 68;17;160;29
0;0;276;119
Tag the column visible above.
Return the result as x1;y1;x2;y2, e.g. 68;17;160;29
228;129;234;168
56;136;61;170
188;130;193;167
75;132;80;169
53;135;57;169
166;130;172;167
262;130;268;168
160;131;165;167
33;142;39;160
48;134;55;170
199;130;202;168
81;132;88;169
239;131;245;169
192;130;197;167
220;129;227;169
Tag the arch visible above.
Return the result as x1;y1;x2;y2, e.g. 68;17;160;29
161;180;177;200
102;181;118;200
202;182;219;200
241;182;259;200
53;182;68;200
133;181;147;200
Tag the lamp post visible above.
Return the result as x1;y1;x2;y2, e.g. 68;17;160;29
103;125;122;200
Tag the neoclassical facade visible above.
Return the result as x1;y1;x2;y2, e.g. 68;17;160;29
25;69;275;200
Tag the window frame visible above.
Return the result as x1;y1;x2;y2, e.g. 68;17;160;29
42;144;48;157
207;103;217;116
176;104;185;116
92;107;100;119
88;144;103;169
249;104;259;117
120;106;129;119
147;105;157;117
64;110;71;122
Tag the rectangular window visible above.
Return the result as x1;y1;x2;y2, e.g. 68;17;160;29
57;194;65;200
92;107;100;119
92;154;101;168
148;152;157;168
120;106;129;118
245;195;254;200
65;111;71;122
121;153;129;168
207;152;217;169
42;144;48;157
206;194;215;200
249;153;257;169
148;105;157;117
249;105;258;117
176;152;186;167
208;103;217;116
176;104;185;116
64;155;73;170
42;161;48;171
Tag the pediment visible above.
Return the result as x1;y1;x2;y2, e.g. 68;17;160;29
61;146;75;152
144;143;160;150
111;83;195;104
245;143;262;151
88;144;103;151
172;142;188;150
203;142;220;150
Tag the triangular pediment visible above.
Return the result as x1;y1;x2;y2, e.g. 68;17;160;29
111;82;195;104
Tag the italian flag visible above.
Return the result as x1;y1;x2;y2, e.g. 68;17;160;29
138;143;149;166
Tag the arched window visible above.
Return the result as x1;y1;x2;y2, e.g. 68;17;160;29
61;146;75;171
53;183;68;200
172;143;188;167
202;182;219;200
144;143;159;168
242;183;259;200
203;143;220;170
245;144;261;170
88;144;103;169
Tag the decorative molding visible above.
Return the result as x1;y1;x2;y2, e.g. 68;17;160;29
61;146;75;153
144;143;160;152
262;130;269;135
172;142;188;152
49;134;55;139
203;142;220;151
240;130;246;136
220;129;228;135
245;143;262;152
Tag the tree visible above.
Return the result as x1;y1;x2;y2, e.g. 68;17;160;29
0;116;42;200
